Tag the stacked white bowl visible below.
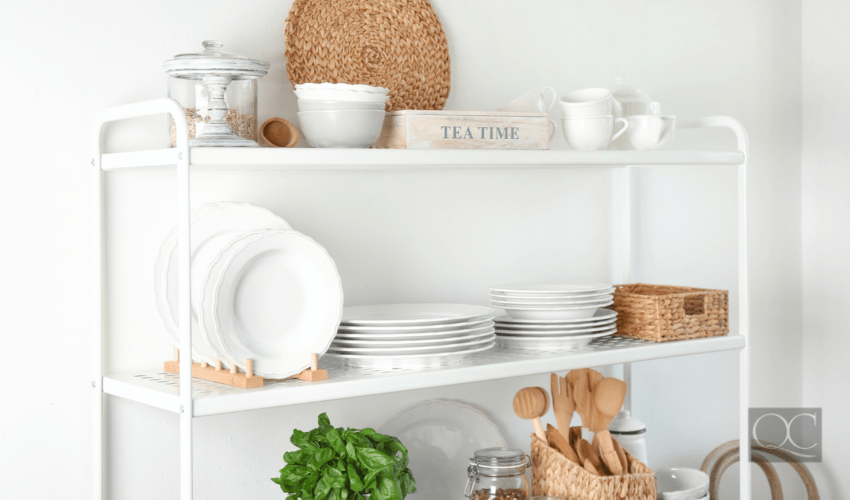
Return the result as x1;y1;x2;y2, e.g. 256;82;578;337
295;83;389;148
655;468;710;500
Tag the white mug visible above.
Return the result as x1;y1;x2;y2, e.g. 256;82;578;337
625;115;676;150
559;88;615;117
561;115;628;150
498;87;557;113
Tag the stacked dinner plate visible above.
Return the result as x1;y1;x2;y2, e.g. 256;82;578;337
154;202;343;379
326;304;496;369
490;283;617;350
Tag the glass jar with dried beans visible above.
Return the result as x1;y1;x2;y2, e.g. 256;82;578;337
464;448;530;500
164;40;269;147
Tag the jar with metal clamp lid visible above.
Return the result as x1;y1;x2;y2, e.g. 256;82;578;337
164;40;269;147
464;448;530;500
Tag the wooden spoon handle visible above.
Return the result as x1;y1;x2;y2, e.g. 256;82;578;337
595;431;623;475
532;417;546;442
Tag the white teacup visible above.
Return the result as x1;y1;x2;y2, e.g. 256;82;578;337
561;115;628;150
559;88;615;117
625;115;676;150
498;87;557;113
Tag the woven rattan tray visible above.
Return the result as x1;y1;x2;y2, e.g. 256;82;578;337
284;0;451;111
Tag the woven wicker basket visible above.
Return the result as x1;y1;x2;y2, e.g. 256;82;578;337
531;432;656;500
612;284;729;342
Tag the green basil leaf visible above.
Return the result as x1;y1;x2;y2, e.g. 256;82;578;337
400;470;417;496
309;448;337;471
372;475;403;500
326;426;347;456
291;429;315;449
271;477;283;485
318;412;332;430
284;450;309;465
347;465;365;492
356;447;395;470
345;442;357;460
279;464;313;486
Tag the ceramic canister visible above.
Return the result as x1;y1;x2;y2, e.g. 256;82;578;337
607;410;648;465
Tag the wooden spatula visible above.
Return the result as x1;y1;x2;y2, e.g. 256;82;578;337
572;371;590;427
586;369;604;430
551;373;574;432
593;431;622;475
513;387;549;442
593;378;627;431
546;423;580;464
612;437;630;474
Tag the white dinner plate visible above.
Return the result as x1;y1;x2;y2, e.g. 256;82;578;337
494;308;617;325
334;322;495;341
332;329;494;348
211;229;343;379
502;302;613;320
490;296;612;307
490;282;612;295
494;322;617;336
341;304;495;326
154;202;291;364
495;317;615;330
337;317;492;333
198;229;272;367
496;330;614;350
325;341;495;368
328;333;495;354
377;400;506;500
491;288;615;300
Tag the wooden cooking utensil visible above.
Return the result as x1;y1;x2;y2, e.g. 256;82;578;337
593;377;627;431
586;369;604;430
260;117;300;147
583;458;599;476
612;437;630;474
513;387;549;442
573;372;594;428
576;438;603;476
551;373;574;432
546;423;580;464
593;430;622;475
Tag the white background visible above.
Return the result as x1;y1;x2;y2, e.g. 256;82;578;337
1;0;842;498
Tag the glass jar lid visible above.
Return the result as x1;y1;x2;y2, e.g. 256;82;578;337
163;40;269;80
473;448;527;467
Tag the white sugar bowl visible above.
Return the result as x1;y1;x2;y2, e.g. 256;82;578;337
608;410;648;465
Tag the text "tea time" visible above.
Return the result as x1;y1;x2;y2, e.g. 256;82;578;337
440;126;520;140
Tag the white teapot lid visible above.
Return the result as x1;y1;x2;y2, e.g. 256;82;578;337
164;40;269;80
608;410;646;435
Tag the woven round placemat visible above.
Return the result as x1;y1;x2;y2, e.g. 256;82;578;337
284;0;451;111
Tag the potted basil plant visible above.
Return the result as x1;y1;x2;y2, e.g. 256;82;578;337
272;413;417;500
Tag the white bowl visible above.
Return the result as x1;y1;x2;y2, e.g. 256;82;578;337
297;109;386;148
297;99;386;112
294;88;390;103
655;468;709;500
295;83;390;95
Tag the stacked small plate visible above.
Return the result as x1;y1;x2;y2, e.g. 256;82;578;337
490;283;617;350
295;83;389;148
326;304;496;369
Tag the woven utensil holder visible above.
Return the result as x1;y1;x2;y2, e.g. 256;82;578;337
612;284;729;342
531;431;656;500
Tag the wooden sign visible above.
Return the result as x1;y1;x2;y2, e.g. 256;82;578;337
374;110;551;150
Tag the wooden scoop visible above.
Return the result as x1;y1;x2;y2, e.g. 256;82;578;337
260;117;300;147
514;387;549;442
546;423;580;464
551;373;574;432
593;378;627;431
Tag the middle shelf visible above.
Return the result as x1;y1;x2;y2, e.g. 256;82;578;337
103;334;744;417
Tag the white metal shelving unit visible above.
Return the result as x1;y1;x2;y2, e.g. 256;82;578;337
92;98;751;500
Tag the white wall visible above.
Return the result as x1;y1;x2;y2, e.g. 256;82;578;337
0;1;804;499
802;0;850;497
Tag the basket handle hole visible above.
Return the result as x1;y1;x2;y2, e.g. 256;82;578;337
684;295;706;315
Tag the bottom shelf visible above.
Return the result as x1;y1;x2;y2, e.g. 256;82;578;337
103;335;745;417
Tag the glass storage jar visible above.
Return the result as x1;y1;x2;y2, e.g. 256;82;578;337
464;448;530;500
164;40;269;147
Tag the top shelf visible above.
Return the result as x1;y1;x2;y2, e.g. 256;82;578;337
100;147;745;171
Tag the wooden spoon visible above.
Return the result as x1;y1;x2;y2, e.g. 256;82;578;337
573;373;594;428
586;370;604;430
513;387;549;442
593;378;627;431
612;437;630;474
546;423;580;464
575;439;598;475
